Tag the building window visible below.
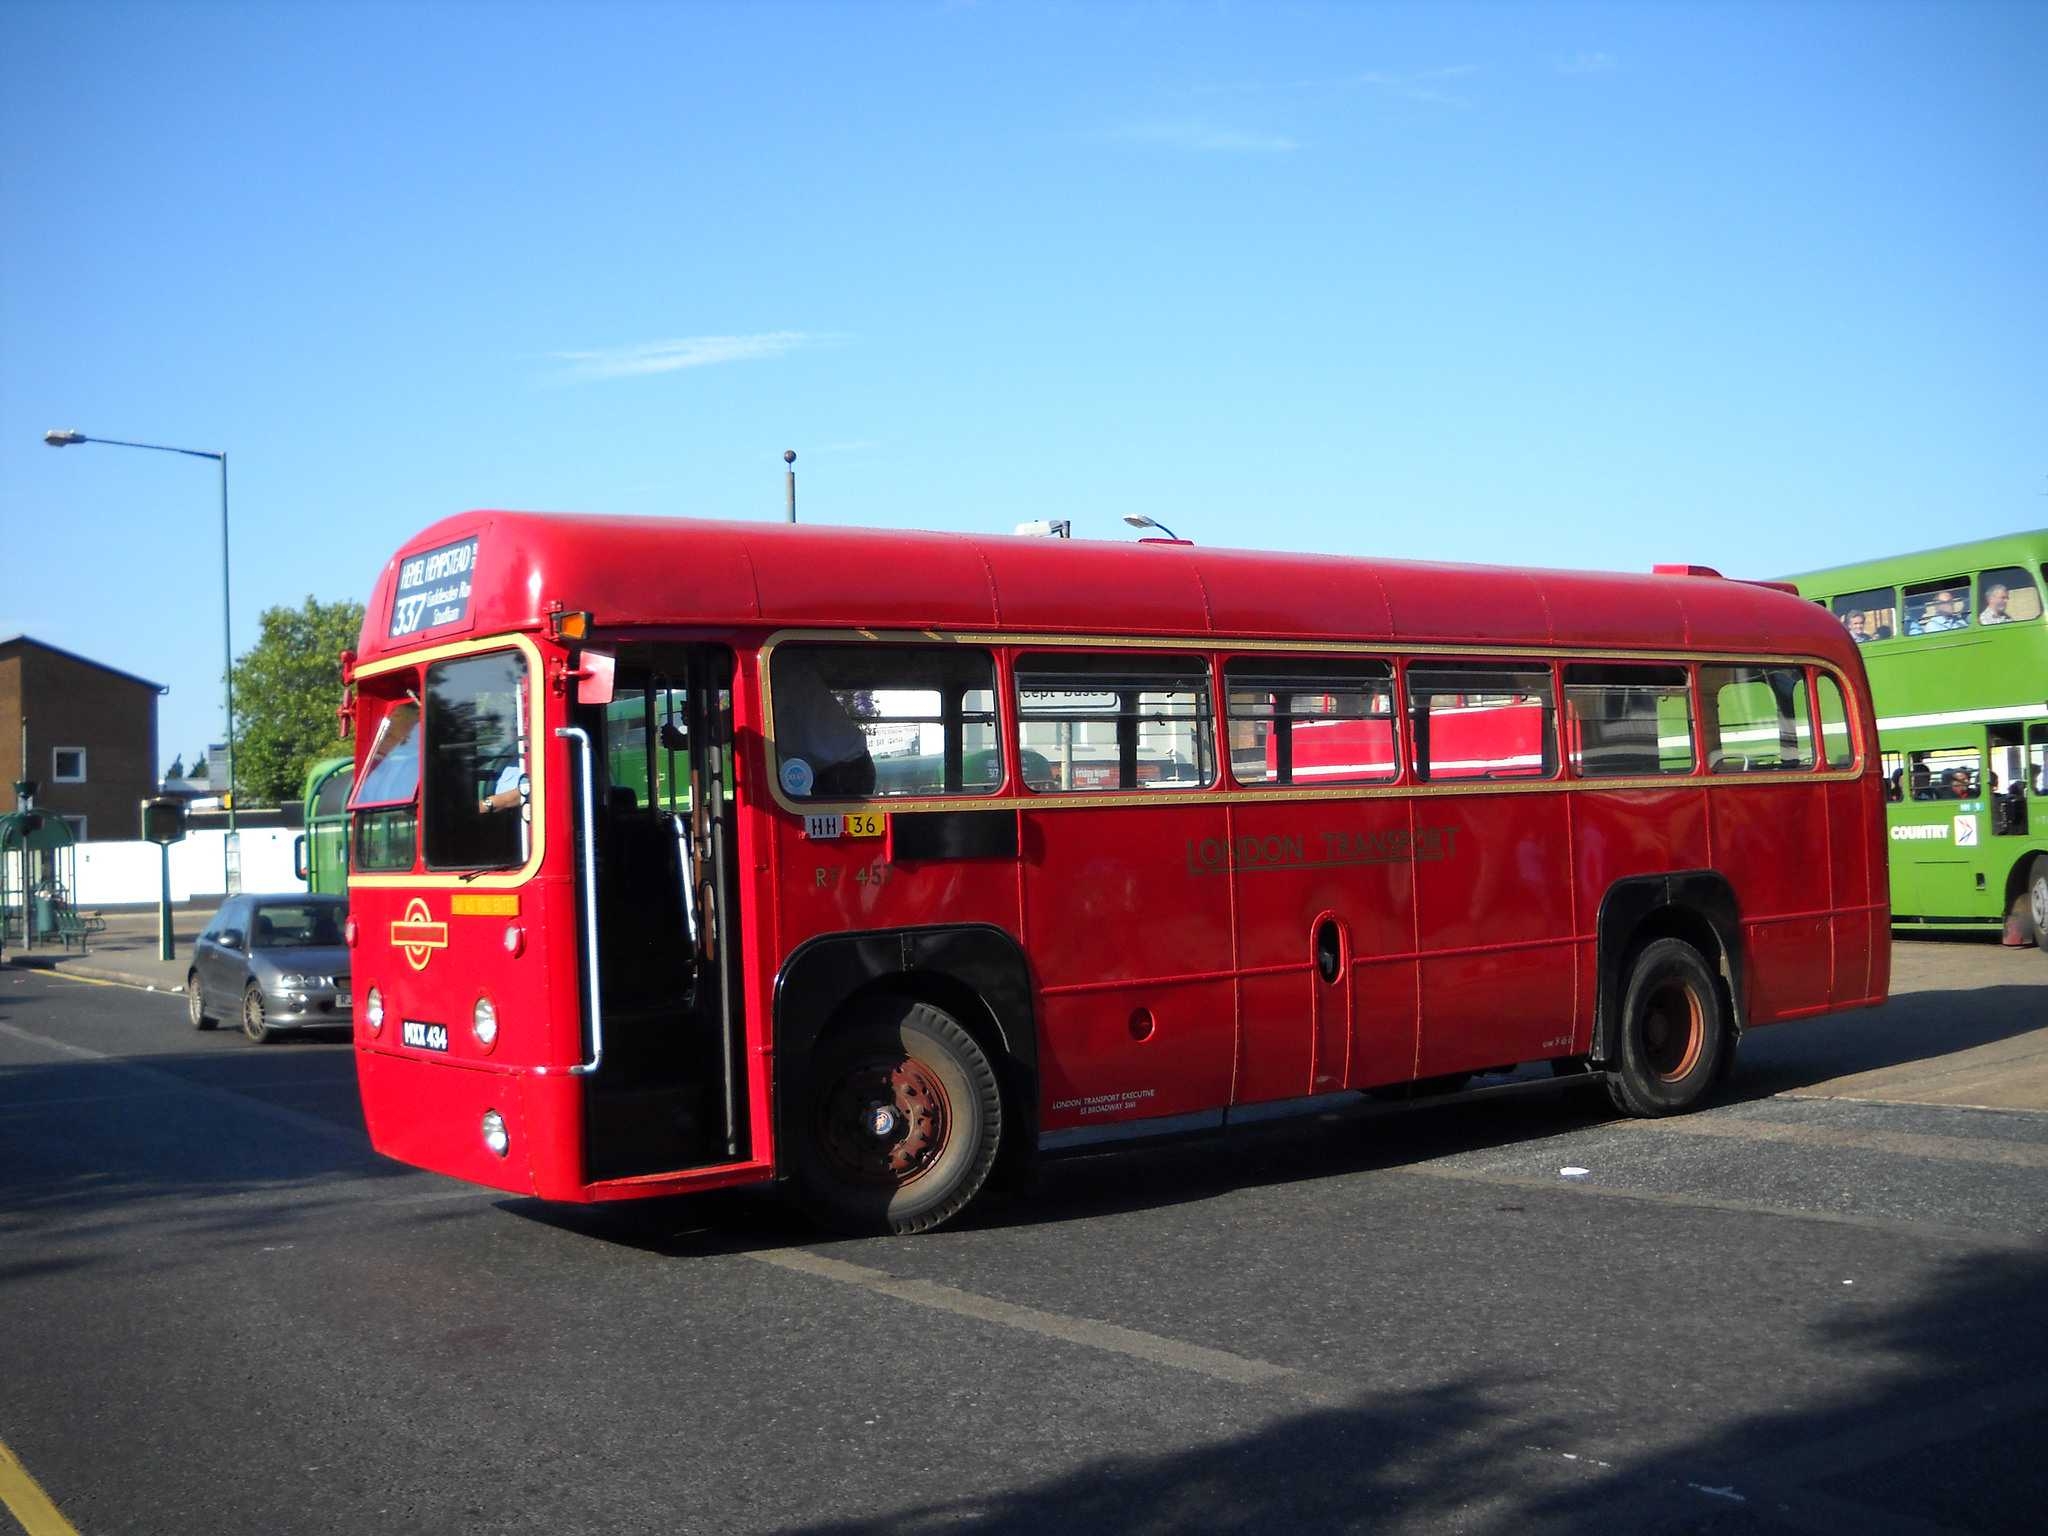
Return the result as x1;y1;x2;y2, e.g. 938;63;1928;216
59;814;86;841
52;747;87;783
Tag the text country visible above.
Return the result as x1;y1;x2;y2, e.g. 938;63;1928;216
1185;825;1459;876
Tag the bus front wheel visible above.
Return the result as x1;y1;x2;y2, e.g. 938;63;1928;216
1606;938;1726;1117
797;999;1003;1236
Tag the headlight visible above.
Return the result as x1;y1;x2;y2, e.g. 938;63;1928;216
277;973;329;990
365;985;384;1034
472;995;499;1051
481;1110;509;1157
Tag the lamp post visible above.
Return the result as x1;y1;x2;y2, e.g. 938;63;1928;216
1122;513;1183;541
44;429;240;892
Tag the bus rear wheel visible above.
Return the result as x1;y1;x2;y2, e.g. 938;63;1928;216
2030;858;2048;956
797;999;1003;1236
1606;938;1726;1117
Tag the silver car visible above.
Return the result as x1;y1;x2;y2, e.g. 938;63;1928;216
186;894;352;1044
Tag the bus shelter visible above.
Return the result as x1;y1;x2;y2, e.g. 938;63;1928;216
0;810;100;953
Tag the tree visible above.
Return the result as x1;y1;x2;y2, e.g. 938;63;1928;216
230;596;365;804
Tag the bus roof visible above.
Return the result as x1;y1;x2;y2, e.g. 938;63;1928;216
357;511;1859;667
1783;529;2048;597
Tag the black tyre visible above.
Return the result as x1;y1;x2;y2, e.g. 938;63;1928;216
188;972;217;1031
1606;938;1726;1117
2030;858;2048;956
241;985;275;1045
796;999;1003;1236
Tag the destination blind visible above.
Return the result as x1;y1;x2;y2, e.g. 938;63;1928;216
389;535;481;639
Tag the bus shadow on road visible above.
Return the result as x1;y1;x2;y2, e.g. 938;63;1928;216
776;1242;2048;1536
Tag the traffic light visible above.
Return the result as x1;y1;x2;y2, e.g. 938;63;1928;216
140;797;187;845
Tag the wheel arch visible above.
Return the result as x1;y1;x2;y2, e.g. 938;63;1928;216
772;925;1038;1177
1593;872;1746;1065
2002;848;2046;914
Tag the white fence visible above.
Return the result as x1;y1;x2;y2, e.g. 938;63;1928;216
72;830;306;907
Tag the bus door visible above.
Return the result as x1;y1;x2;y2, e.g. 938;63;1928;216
1892;740;1983;919
574;644;748;1181
1220;659;1416;1102
2032;726;2048;841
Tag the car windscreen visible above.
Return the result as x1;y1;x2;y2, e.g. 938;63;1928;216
251;904;345;948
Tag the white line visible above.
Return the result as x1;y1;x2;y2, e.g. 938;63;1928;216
0;1020;371;1152
746;1248;1343;1399
1874;702;2047;731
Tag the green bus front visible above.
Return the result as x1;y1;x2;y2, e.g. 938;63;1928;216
296;756;354;897
1787;531;2048;946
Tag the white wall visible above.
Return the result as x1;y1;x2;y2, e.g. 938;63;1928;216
73;829;305;906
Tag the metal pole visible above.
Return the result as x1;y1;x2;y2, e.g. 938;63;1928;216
784;449;796;524
159;843;173;962
219;451;241;893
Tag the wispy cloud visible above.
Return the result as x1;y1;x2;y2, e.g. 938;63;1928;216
1110;119;1299;153
1555;51;1617;75
1358;65;1480;108
553;331;824;382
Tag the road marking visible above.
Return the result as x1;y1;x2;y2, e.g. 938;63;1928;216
1402;1163;2043;1248
1612;1112;2048;1169
0;1434;80;1536
0;1021;370;1153
747;1247;1346;1400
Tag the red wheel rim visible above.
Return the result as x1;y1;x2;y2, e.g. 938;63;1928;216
1642;979;1704;1082
816;1052;953;1189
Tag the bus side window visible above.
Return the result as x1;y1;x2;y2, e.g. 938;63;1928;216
1977;565;2042;626
1404;662;1556;783
1015;653;1215;792
1815;672;1855;770
771;643;1001;800
1562;663;1694;777
1223;658;1395;787
1703;665;1812;773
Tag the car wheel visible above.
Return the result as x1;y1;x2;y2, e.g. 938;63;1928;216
188;972;216;1031
242;985;274;1045
795;999;1003;1236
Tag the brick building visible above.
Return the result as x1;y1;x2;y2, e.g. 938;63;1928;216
0;636;164;842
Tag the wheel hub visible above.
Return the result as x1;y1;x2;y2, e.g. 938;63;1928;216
1643;979;1704;1082
818;1055;951;1188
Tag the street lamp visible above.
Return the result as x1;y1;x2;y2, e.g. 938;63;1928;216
44;428;240;890
1122;513;1183;541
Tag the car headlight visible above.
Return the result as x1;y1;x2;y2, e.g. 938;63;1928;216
277;973;312;990
365;985;385;1034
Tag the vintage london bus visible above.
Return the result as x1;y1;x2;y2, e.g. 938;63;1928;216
343;514;1889;1234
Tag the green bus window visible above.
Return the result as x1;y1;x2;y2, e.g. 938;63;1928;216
1224;659;1395;787
1829;587;1897;644
1562;663;1694;777
1977;566;2043;626
1704;666;1813;773
1815;673;1854;770
1907;746;1978;803
1902;578;1971;637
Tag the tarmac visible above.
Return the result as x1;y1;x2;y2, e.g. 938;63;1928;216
6;905;2046;1111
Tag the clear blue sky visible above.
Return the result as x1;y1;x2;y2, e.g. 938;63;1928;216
3;0;2042;772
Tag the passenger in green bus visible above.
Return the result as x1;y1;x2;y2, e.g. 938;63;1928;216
1909;590;1967;636
1980;584;2013;625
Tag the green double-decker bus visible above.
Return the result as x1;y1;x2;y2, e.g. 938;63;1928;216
1786;530;2048;952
